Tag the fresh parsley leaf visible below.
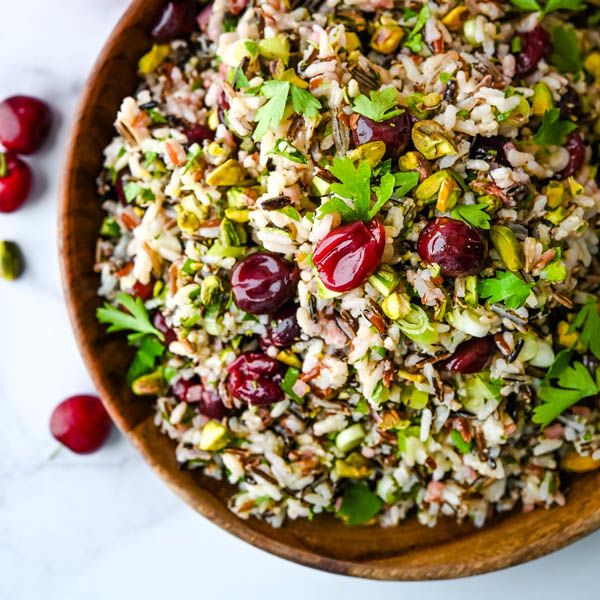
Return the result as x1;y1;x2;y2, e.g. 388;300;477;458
478;271;534;309
336;482;383;526
352;88;404;122
544;0;585;14
451;203;492;229
126;335;165;385
533;361;598;427
270;138;307;164
254;81;321;140
545;349;573;380
329;157;372;222
450;429;473;454
123;182;142;202
510;0;542;11
393;172;420;197
550;26;582;73
570;298;600;359
290;85;322;119
280;367;302;402
253;80;290;140
368;173;395;220
533;108;578;146
97;293;164;342
318;197;356;221
510;0;585;12
404;5;430;53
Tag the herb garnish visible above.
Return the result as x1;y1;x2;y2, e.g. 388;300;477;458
550;26;582;73
253;80;321;140
450;203;492;230
533;108;578;146
478;271;534;309
533;358;599;427
336;482;383;525
404;5;430;53
570;297;600;359
97;293;164;342
352;88;404;122
510;0;585;14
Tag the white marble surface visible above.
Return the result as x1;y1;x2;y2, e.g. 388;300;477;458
1;1;599;598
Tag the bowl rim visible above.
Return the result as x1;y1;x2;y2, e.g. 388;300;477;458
58;0;600;581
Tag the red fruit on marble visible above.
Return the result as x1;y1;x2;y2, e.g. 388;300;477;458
0;95;52;155
0;152;32;213
50;395;112;454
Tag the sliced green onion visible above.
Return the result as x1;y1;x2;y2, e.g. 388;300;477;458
398;305;438;346
336;423;366;453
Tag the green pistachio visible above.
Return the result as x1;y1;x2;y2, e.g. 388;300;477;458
258;34;290;63
220;217;247;247
545;181;567;209
371;22;405;54
132;371;166;396
199;420;230;451
398;151;431;180
411;120;458;160
546;206;568;225
224;208;250;223
490;225;523;271
442;6;469;31
200;274;225;306
381;291;411;320
205;159;245;187
138;44;170;74
415;170;460;210
347;141;386;167
532;82;554;117
501;95;530;127
0;241;23;281
176;206;200;233
99;216;121;238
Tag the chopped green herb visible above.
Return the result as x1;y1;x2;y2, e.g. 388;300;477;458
289;85;322;119
336;482;383;525
148;109;168;124
404;5;430;53
253;80;290;140
451;203;492;229
533;360;598;427
97;293;164;342
393;171;420;198
270;138;307;164
439;72;452;85
450;429;473;454
99;216;121;238
533;108;578;146
478;271;534;309
550;26;582;73
126;335;165;385
281;367;302;402
352;88;404;122
510;0;585;13
570;297;600;359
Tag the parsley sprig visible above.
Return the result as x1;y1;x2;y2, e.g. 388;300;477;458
97;293;164;343
450;204;492;230
570;298;600;359
510;0;585;14
533;108;578;146
533;353;599;427
478;271;534;309
319;157;418;223
352;88;404;122
253;80;321;140
404;5;430;53
336;482;383;525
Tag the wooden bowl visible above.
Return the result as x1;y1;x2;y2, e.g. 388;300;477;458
59;0;600;580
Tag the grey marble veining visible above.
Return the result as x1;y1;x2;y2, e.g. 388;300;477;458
1;2;599;598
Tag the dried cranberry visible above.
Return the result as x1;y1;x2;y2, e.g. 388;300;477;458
470;135;511;167
260;303;301;350
558;132;585;180
152;311;178;346
351;112;414;159
152;1;199;41
559;87;582;122
0;152;32;213
231;252;299;315
183;124;214;146
198;388;227;419
314;219;385;292
172;377;200;403
50;395;112;454
0;95;52;155
132;280;154;302
515;26;551;77
418;217;488;277
439;337;497;374
228;352;284;406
